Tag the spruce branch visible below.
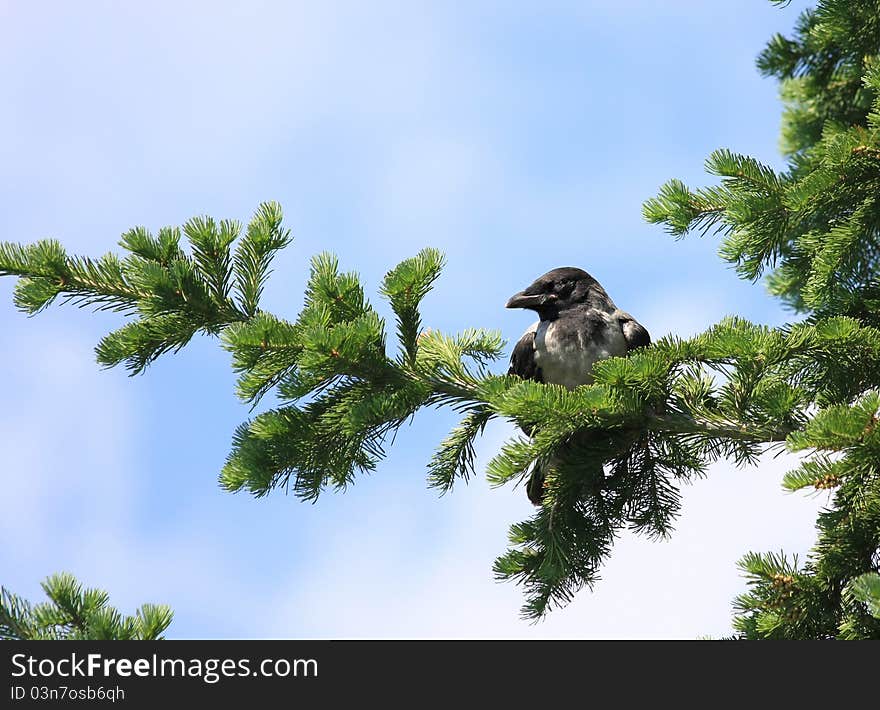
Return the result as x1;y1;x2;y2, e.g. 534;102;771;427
6;207;879;619
233;201;291;317
0;573;172;640
850;572;880;619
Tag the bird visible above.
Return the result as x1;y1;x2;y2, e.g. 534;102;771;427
505;267;650;504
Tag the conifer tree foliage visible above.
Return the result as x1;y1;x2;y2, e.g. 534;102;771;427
0;573;172;640
643;0;880;638
1;0;878;635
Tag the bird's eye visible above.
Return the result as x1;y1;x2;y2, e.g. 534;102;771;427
554;280;573;296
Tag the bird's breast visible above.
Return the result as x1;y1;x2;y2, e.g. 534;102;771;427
534;313;626;389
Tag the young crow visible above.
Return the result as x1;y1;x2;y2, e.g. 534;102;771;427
506;267;650;504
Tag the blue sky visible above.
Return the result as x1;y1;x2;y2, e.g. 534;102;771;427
0;0;825;638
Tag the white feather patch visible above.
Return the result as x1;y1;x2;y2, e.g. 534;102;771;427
534;314;626;389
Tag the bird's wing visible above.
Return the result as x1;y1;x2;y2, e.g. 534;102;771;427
508;323;542;382
618;312;651;351
509;324;542;459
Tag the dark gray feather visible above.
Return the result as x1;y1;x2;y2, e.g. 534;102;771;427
508;326;542;382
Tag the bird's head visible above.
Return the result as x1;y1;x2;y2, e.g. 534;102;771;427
505;267;604;318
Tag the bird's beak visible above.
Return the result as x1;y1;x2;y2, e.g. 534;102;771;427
505;290;551;310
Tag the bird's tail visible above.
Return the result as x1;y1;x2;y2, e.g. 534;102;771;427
526;461;546;506
527;453;568;506
526;432;607;506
